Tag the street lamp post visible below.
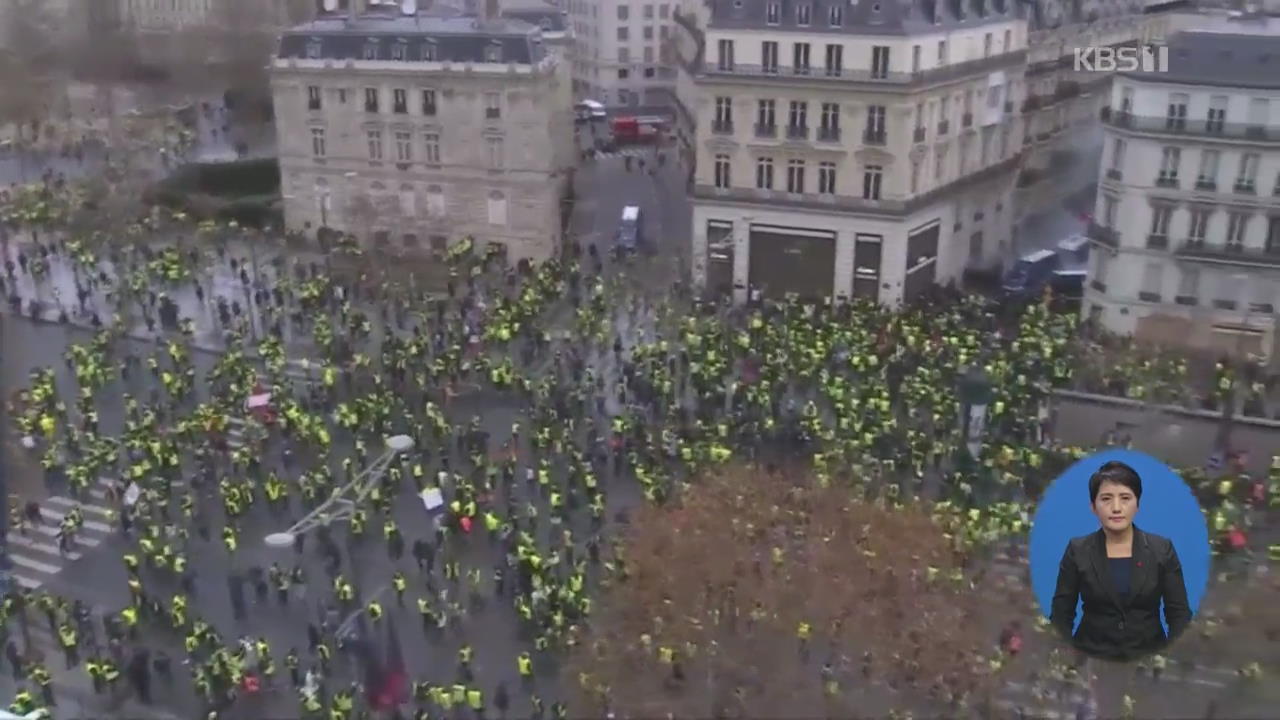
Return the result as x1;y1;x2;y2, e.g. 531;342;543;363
264;434;413;549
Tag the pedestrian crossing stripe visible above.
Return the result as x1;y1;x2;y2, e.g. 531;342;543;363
35;505;112;534
3;485;119;590
595;148;650;160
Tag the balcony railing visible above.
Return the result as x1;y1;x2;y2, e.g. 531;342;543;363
786;124;808;140
755;123;777;138
1194;178;1216;192
1155;174;1179;189
1138;291;1162;303
937;120;949;136
711;119;734;134
863;129;886;145
692;153;1022;217
1176;240;1280;268
913;127;926;143
1234;180;1256;195
962;112;974;128
1146;234;1169;250
1086;221;1119;249
1101;106;1280;143
817;126;841;142
1105;168;1123;181
697;49;1027;87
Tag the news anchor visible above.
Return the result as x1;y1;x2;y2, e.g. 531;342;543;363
1049;460;1193;661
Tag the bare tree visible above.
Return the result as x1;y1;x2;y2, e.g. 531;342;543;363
0;0;63;141
566;465;1024;719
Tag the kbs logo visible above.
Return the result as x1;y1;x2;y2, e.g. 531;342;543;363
1073;45;1169;73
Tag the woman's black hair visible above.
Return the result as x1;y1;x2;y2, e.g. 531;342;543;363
1089;461;1143;504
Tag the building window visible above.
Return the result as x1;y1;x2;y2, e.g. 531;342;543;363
486;137;504;168
485;92;501;120
1003;29;1011;51
399;186;415;215
765;2;780;24
969;232;984;261
793;42;811;75
910;159;921;193
757;99;776;130
306;40;321;59
484;43;502;63
828;2;842;25
713;154;731;188
643;26;653;41
819;102;839;139
363;42;378;60
364;88;379;113
756;157;774;189
426;185;445;216
1226;212;1249;248
796;2;811;25
818;161;836;194
307;85;321;111
423;132;441;164
337;89;347;104
487;190;508;226
786;159;805;193
1158;147;1180;183
871;46;890;79
618;4;628;19
395;131;412;162
937;39;948;64
1197;150;1219;188
391;42;406;61
310;127;325;157
1140;262;1164;300
419;90;437;116
863;165;883;200
1206;95;1227;133
420;42;437;61
713;97;732;132
367;129;383;160
617;26;629;40
717;39;735;70
761;41;779;73
1109;138;1126;172
1236;153;1259;192
618;69;629;79
788;101;808;135
865;105;886;143
934;145;947;181
824;43;843;76
1149;206;1171;238
1166;93;1188;130
1266;216;1280;253
644;4;653;19
393;88;408;114
618;47;630;63
1101;196;1117;227
659;3;669;18
1188;209;1209;242
1177;267;1200;299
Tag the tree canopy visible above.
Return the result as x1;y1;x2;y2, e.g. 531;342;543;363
567;465;1022;719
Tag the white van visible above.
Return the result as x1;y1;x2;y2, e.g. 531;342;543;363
575;100;607;122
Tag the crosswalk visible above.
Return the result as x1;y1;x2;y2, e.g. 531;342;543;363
593;147;652;160
282;357;318;385
226;416;247;450
4;478;119;591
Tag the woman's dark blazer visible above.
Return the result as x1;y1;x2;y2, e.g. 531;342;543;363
1049;526;1192;661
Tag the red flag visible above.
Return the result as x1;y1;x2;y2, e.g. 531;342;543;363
460;516;473;533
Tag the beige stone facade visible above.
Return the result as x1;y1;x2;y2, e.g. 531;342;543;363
271;12;575;265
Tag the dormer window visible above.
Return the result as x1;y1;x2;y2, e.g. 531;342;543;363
797;3;811;25
973;0;986;18
363;41;379;60
306;40;322;59
828;2;842;25
420;41;437;61
765;2;780;24
391;41;407;60
484;41;503;63
540;17;552;30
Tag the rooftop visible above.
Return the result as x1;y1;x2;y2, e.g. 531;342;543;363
706;0;1023;36
1122;29;1280;89
277;12;548;65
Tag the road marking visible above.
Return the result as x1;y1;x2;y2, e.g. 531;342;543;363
44;495;113;518
26;524;102;547
4;533;83;561
37;506;113;534
9;552;62;575
14;575;43;590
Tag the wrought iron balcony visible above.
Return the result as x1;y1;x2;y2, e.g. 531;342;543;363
863;129;886;145
697;50;1028;87
711;119;734;134
1146;234;1169;250
786;124;809;140
1086;221;1119;249
937;120;949;136
913;126;926;143
817;126;841;142
1154;174;1179;189
755;123;777;138
1176;240;1280;268
962;112;973;128
1101;106;1280;143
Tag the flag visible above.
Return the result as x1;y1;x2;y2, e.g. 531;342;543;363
371;617;409;710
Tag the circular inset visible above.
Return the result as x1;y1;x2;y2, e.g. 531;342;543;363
1029;449;1210;662
264;532;296;548
386;434;415;452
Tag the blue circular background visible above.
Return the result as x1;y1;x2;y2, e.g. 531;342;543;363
1029;449;1211;634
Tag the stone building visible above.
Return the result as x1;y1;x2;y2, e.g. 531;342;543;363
271;0;576;264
